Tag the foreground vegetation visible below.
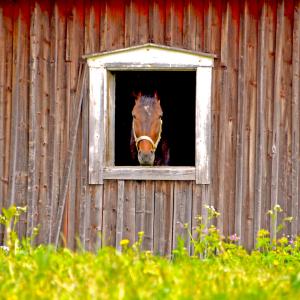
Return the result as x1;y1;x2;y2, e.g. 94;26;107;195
1;206;300;299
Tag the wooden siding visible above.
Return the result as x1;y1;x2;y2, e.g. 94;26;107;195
0;0;299;252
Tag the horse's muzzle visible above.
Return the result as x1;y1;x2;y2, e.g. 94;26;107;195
138;150;155;166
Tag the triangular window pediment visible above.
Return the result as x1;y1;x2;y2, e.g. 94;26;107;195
84;43;215;69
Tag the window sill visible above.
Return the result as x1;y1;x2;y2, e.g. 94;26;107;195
103;166;196;181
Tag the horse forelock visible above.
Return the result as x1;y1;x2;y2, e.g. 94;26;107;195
139;95;158;107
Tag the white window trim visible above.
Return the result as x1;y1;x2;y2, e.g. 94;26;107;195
84;43;215;184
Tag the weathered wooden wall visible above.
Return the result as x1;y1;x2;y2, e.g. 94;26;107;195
0;0;299;252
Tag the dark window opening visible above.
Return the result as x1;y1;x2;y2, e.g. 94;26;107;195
115;71;195;166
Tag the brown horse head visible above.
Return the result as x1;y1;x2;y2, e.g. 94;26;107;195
132;92;163;166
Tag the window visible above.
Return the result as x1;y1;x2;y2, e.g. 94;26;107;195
114;71;196;166
85;44;215;184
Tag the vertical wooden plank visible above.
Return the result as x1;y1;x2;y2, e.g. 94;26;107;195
82;102;91;251
136;0;149;45
102;180;118;247
217;0;240;238
104;0;125;50
0;8;12;243
270;0;284;239
107;71;115;166
280;0;293;235
191;184;211;253
8;9;21;208
64;11;73;248
261;1;276;232
208;0;222;231
0;9;5;213
291;1;300;236
173;181;192;254
88;66;105;184
183;0;196;50
66;6;85;249
254;0;267;239
215;67;228;235
123;181;136;244
84;1;100;54
116;180;124;251
135;181;145;242
89;185;103;251
27;4;40;237
36;8;51;244
7;7;30;240
165;0;183;47
203;0;212;52
84;0;103;252
153;181;174;256
200;185;211;231
246;0;258;249
2;10;13;215
149;0;165;44
67;157;77;250
196;66;212;184
125;0;138;47
143;181;155;251
235;1;248;244
192;0;204;52
191;182;201;254
47;5;66;243
57;4;68;244
99;1;107;52
79;121;87;249
226;0;239;238
53;63;87;247
135;180;155;251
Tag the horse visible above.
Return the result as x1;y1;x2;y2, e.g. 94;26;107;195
130;92;170;166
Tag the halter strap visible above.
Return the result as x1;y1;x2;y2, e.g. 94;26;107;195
132;119;162;151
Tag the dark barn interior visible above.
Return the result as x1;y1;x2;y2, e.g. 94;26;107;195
115;71;196;166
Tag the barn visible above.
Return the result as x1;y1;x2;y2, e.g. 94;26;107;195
0;0;299;254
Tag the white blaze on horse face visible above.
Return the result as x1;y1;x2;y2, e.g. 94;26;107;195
144;105;151;116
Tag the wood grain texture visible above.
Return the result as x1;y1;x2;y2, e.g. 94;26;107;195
0;10;4;218
235;0;248;245
142;181;155;251
88;67;105;184
47;5;62;243
104;167;195;180
102;180;118;247
291;1;300;236
123;181;136;245
116;180;124;251
173;181;192;253
84;1;103;252
53;63;87;247
0;0;299;252
270;0;284;240
196;67;212;184
153;181;173;256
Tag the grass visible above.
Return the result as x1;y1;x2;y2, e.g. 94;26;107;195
0;205;300;300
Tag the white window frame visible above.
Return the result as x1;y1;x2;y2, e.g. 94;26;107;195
84;44;215;184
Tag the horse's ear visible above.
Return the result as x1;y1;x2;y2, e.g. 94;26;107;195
154;91;160;101
132;91;141;102
135;91;142;103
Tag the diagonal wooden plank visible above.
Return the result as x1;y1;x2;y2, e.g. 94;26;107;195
53;62;87;247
